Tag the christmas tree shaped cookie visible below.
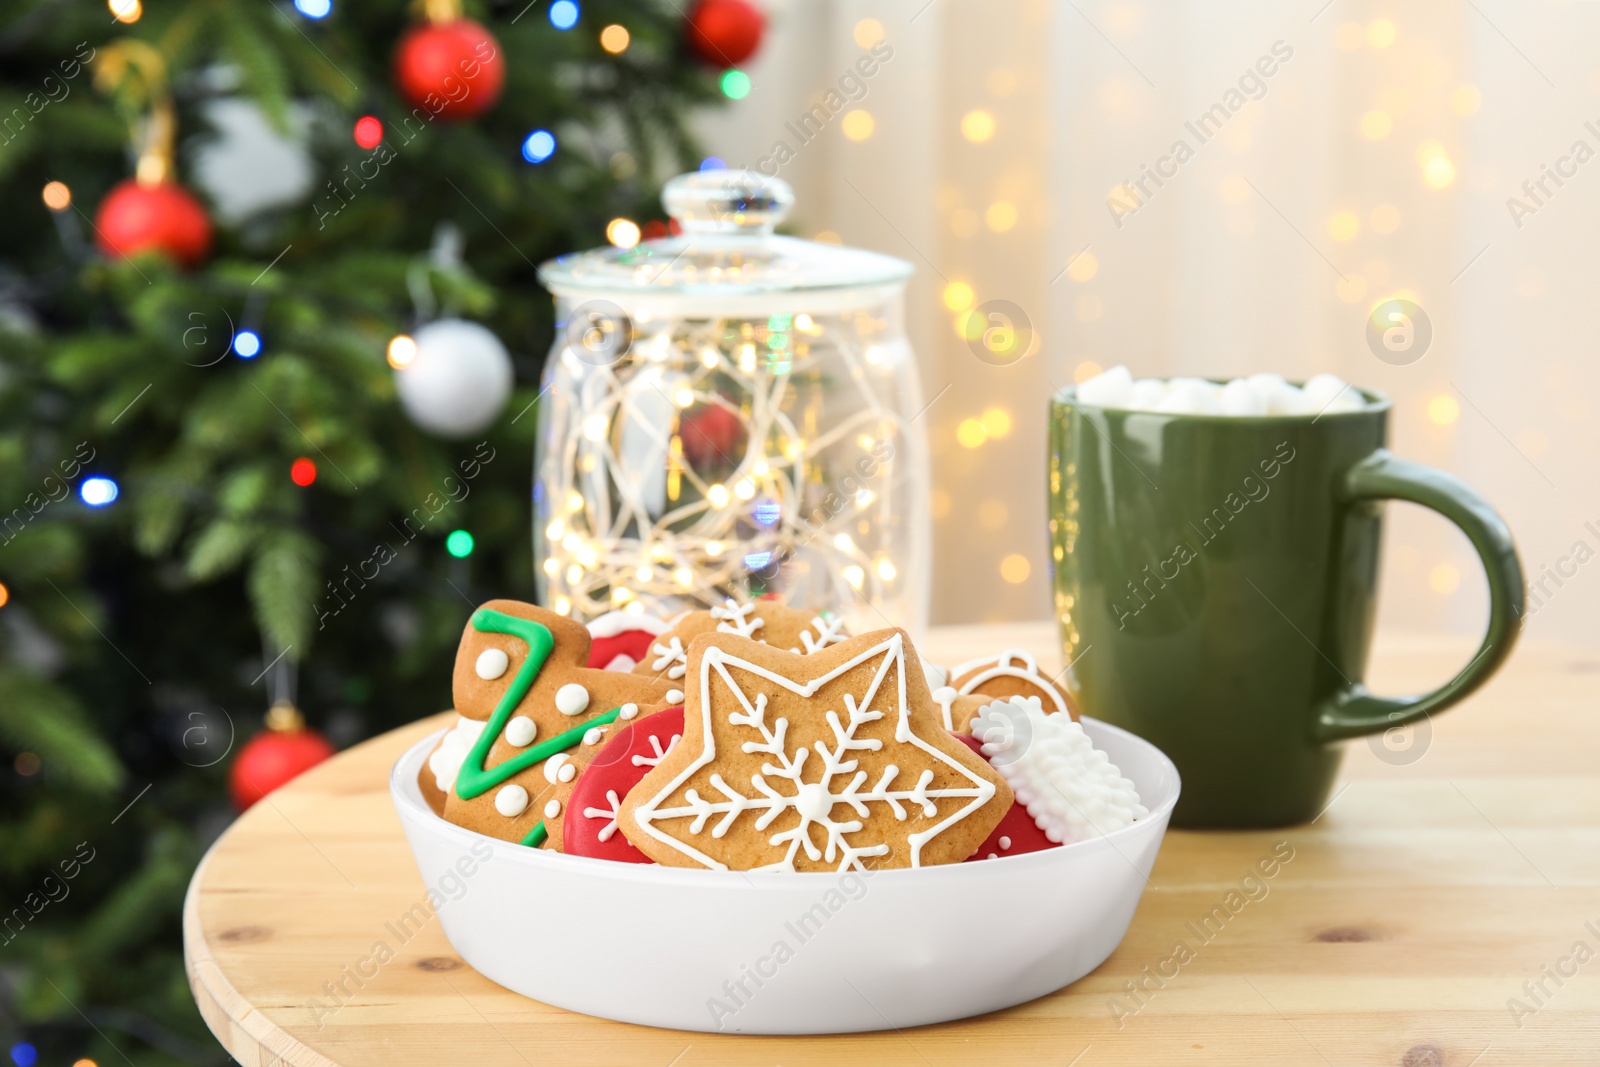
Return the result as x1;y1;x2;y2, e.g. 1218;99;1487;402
621;628;1011;871
633;596;850;683
432;600;676;847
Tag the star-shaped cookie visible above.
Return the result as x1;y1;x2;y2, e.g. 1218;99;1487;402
436;599;676;847
621;628;1011;871
633;596;850;684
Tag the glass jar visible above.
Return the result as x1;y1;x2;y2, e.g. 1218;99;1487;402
534;170;929;634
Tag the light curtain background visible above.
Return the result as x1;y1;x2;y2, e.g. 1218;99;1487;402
696;0;1600;646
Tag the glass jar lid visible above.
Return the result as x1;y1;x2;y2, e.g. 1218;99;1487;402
537;170;913;298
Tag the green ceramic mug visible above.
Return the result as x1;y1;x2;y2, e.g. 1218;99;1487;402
1047;384;1524;828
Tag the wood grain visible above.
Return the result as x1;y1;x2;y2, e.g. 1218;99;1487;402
184;627;1600;1065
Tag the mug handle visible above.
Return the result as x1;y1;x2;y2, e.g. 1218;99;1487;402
1314;450;1525;743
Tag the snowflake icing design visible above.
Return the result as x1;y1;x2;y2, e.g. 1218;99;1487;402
795;614;848;654
711;599;765;638
632;633;998;872
583;789;625;843
631;732;679;768
650;636;688;680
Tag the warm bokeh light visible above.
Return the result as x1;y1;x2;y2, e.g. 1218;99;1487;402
841;109;874;141
1370;203;1401;234
606;217;642;248
600;24;630;53
956;418;987;448
1429;562;1460;594
290;458;318;487
387;334;416;368
1367;18;1397;48
960;109;996;143
942;281;974;311
1327;211;1360;241
1451;84;1482;116
1066;251;1099;282
980;407;1012;438
41;181;71;210
707;483;731;508
1359;110;1392;140
1417;141;1456;189
843;565;865;589
1427;394;1460;425
1074;360;1103;383
109;0;141;23
985;201;1017;232
0;582;9;609
853;18;884;49
1000;554;1031;584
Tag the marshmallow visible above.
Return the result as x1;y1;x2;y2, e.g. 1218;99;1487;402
1075;365;1134;408
1073;365;1364;417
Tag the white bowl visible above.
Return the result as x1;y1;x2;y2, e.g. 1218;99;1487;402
390;717;1179;1034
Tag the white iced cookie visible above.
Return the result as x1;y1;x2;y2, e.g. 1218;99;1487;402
970;696;1148;842
428;716;487;793
555;683;590;716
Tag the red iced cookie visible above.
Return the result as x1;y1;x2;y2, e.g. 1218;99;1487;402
585;611;670;672
563;706;684;863
955;734;1058;862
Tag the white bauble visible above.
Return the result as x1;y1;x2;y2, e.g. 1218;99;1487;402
395;319;513;438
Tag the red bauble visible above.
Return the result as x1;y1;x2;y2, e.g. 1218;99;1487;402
393;18;504;120
94;180;212;268
685;0;765;67
679;403;746;469
229;706;335;810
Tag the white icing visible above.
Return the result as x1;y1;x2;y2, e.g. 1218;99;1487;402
543;798;561;819
475;648;510;680
970;696;1148;842
999;835;1012;850
586;610;669;639
711;598;766;637
950;649;1070;716
427;716;487;793
583;789;624;842
630;732;679;768
619;702;639;720
796;614;849;654
650;636;689;680
931;685;958;731
666;688;684;704
555;683;590;715
504;716;538;747
602;654;638;672
583;727;604;745
544;752;571;784
494;784;529;817
632;633;997;871
559;762;576;782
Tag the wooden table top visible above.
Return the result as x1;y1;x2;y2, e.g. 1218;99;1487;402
184;624;1600;1066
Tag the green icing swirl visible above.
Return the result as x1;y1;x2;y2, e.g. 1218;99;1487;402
451;607;625;804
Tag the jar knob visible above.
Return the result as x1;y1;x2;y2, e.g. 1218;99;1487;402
662;170;794;235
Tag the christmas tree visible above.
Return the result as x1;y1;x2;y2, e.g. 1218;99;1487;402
0;0;731;1062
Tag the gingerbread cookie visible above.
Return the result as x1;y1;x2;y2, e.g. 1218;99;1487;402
621;628;1011;872
563;706;685;864
436;600;676;848
948;649;1078;723
969;696;1146;843
633;597;850;683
